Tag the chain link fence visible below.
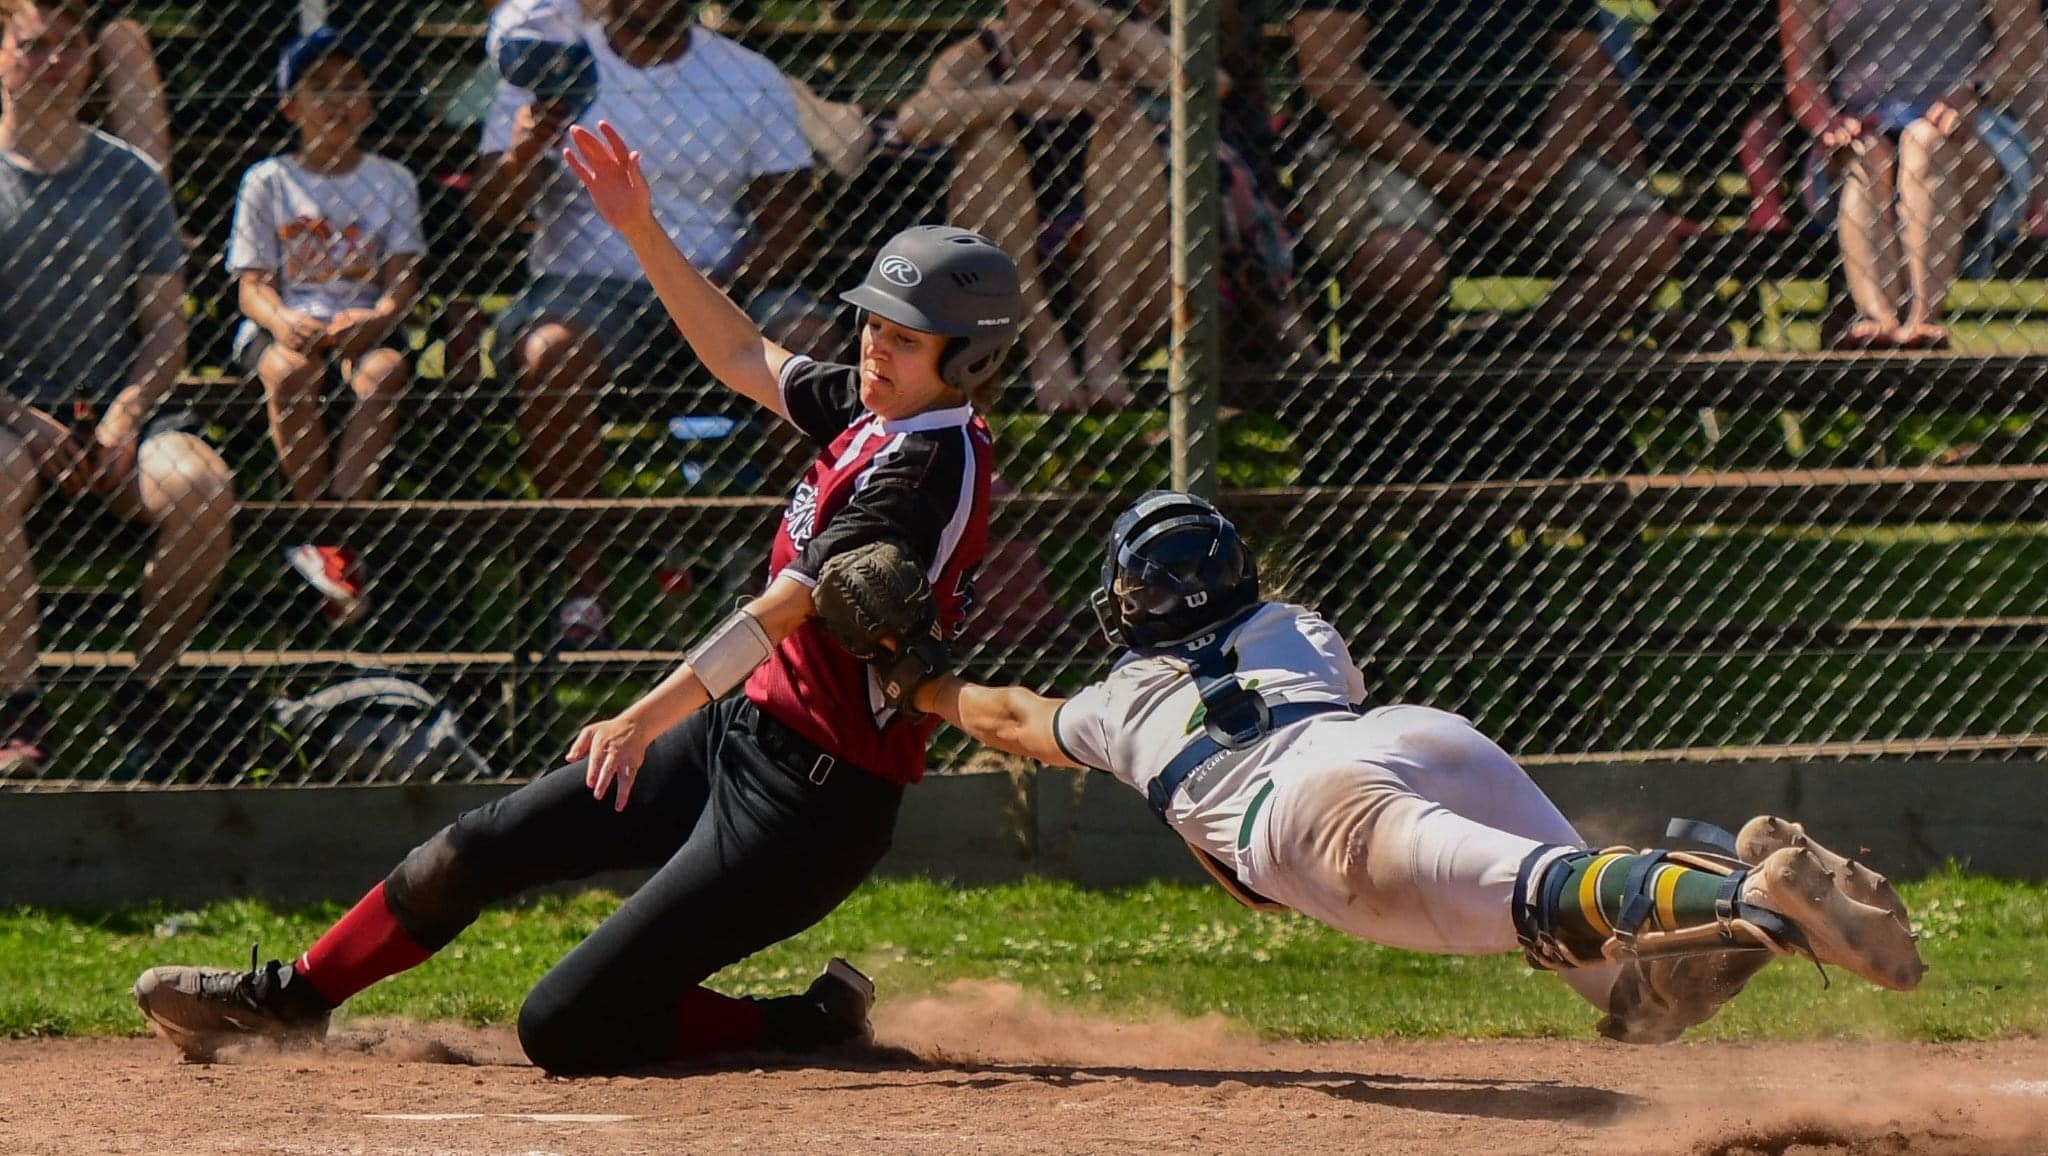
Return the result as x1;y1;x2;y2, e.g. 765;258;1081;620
1;0;2045;788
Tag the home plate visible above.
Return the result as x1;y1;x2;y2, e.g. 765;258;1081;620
368;1113;638;1123
1988;1081;2048;1097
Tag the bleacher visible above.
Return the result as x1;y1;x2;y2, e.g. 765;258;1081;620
19;2;2047;779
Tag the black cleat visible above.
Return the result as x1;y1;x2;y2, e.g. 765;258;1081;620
807;957;876;1047
133;946;334;1061
760;957;875;1052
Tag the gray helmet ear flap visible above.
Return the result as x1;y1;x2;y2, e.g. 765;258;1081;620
939;335;1015;394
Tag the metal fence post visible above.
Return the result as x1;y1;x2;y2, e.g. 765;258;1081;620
1169;0;1221;498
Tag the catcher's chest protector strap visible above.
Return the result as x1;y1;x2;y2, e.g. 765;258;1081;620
1146;700;1356;819
1146;639;1357;819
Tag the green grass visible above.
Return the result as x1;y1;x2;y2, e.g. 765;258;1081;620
6;870;2041;1043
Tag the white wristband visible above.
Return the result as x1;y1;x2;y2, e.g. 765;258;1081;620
685;608;775;699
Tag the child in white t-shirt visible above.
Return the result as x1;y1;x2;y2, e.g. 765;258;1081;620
227;27;424;626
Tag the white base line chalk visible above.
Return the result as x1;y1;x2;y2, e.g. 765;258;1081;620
368;1113;638;1123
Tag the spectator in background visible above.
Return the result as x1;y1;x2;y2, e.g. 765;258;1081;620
1119;0;1306;371
228;29;423;627
0;0;236;776
1781;0;2046;350
469;0;835;650
895;0;1307;411
490;0;876;182
1289;0;1681;351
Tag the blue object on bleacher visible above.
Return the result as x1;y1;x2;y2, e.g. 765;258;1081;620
668;415;764;493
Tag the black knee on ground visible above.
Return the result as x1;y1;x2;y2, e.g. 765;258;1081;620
517;987;625;1075
382;827;489;951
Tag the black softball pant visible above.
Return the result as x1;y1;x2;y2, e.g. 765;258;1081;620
380;694;903;1073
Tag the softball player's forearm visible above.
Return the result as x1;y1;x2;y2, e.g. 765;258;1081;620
919;677;1074;767
618;664;714;737
615;215;781;408
626;575;815;734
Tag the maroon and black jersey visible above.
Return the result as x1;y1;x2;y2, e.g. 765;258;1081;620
744;356;994;784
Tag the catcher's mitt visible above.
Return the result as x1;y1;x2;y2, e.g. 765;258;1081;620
813;540;951;716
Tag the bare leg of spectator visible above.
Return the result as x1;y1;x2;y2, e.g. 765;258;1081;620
1834;137;1903;345
1741;107;1793;235
258;343;331;502
0;428;42;696
333;349;407;501
1347;228;1449;342
947;122;1084;412
1080;103;1166;409
1530;213;1679;340
514;320;610;598
118;432;234;687
1896;118;2001;348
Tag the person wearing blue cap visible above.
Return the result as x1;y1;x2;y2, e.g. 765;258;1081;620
226;27;425;628
468;0;840;652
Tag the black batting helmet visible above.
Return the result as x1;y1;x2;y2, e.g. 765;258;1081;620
840;225;1024;393
1090;490;1261;652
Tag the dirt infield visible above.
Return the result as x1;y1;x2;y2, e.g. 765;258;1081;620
4;983;2043;1155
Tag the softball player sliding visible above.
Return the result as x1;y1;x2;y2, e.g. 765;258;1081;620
910;491;1926;1043
131;124;1019;1072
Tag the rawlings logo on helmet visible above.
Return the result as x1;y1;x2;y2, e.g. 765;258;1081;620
878;255;923;287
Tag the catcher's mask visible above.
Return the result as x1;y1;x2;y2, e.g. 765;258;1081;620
840;225;1023;394
1091;490;1260;652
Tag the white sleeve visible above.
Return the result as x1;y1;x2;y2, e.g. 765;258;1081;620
386;164;426;257
1052;682;1116;772
751;72;817;177
1300;608;1367;703
480;78;530;155
225;163;278;275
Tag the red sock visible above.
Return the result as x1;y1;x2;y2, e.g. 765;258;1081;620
672;986;764;1058
295;882;433;1006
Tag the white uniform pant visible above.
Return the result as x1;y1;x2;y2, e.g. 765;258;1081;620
1240;705;1619;1013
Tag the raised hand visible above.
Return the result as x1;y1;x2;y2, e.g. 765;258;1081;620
563;121;652;234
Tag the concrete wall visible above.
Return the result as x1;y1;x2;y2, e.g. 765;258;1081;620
2;760;2042;906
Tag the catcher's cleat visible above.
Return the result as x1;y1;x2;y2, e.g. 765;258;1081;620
1517;821;1925;1042
761;957;876;1051
133;946;334;1061
1739;844;1926;991
1735;815;1910;928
